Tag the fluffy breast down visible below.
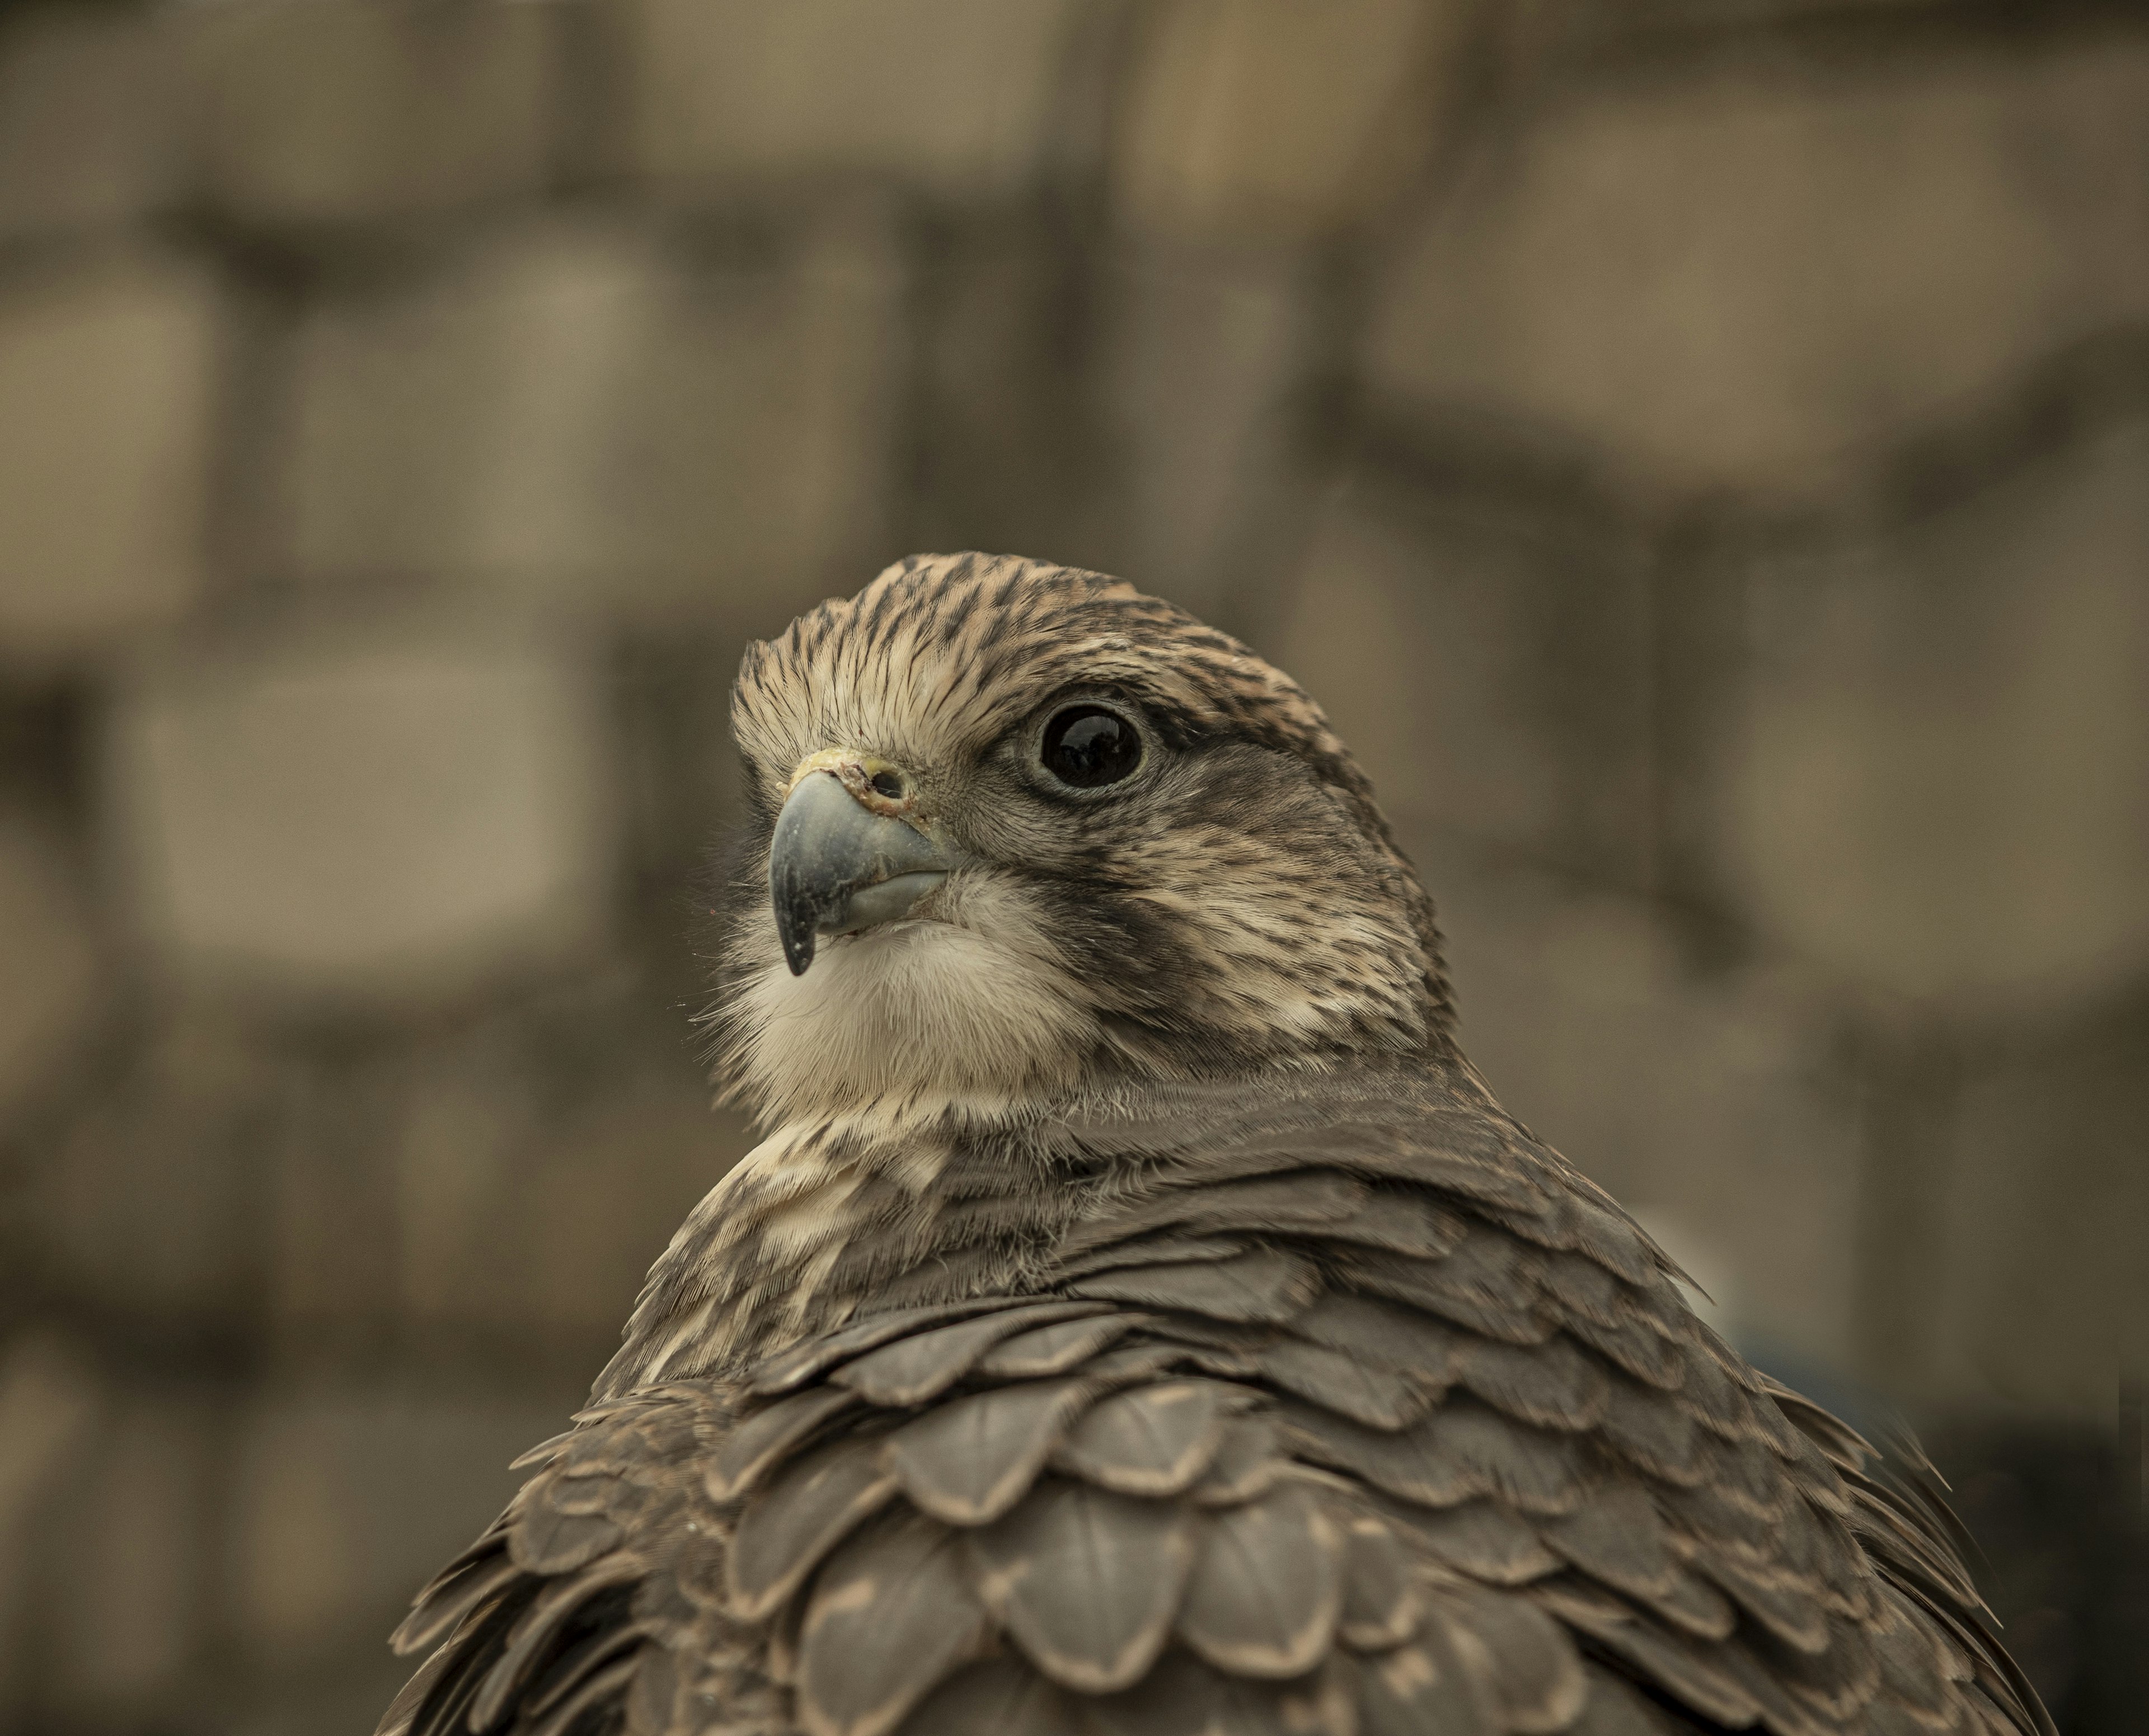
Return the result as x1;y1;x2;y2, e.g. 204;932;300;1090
724;893;1101;1128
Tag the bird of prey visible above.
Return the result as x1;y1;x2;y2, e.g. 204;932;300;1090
381;555;2048;1736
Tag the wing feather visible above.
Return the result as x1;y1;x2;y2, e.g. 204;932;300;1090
1541;1487;1682;1602
1317;1189;1470;1259
1543;1583;1763;1730
1341;1640;1490;1736
832;1302;1108;1406
884;1377;1096;1524
1412;1500;1563;1587
1558;1308;1687;1391
1567;1667;1686;1736
1433;1575;1590;1734
1082;1648;1354;1736
1290;1290;1462;1387
1053;1382;1229;1497
729;1434;899;1619
977;1314;1139;1379
1252;1337;1432;1429
1279;1400;1479;1508
472;1560;640;1726
508;1504;623;1576
1596;1374;1706;1487
750;1301;1014;1396
1059;1171;1366;1257
964;1478;1197;1693
522;1620;647;1718
390;1542;520;1655
377;1061;2045;1736
1175;1484;1343;1677
1190;1415;1285;1505
1335;1513;1420;1650
523;1658;639;1736
705;1385;857;1501
1415;1401;1587;1516
796;1509;991;1736
1452;1335;1611;1433
1068;1250;1319;1322
895;1656;1085;1736
1059;1235;1252;1279
1336;1246;1556;1346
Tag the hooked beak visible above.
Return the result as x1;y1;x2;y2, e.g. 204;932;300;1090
768;765;951;975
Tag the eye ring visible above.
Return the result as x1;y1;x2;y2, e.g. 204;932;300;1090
1036;704;1143;791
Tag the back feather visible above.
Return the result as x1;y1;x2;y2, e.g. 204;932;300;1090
382;1063;2049;1736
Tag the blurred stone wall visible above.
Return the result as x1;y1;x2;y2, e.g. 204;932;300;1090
0;1;2143;1729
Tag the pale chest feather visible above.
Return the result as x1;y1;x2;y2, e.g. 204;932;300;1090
716;900;1101;1128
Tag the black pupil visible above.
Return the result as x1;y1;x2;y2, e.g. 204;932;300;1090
1041;707;1139;789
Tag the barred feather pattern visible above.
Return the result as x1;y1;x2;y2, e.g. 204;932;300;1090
379;1063;2049;1736
708;554;1453;1133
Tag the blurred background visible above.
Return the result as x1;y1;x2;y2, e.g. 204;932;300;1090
0;0;2143;1729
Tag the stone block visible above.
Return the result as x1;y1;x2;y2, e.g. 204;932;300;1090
0;1330;101;1579
909;219;1106;572
0;1333;100;1705
1113;0;1458;239
283;215;903;617
1425;840;1863;1372
0;816;101;1124
613;626;752;913
232;1666;422;1736
619;0;1085;201
0;255;224;661
1925;1002;2149;1420
250;980;743;1355
227;1385;563;1666
1268;483;1653;883
393;1041;745;1352
2;1350;215;1718
1930;1423;2148;1722
104;607;614;1001
185;0;560;228
0;6;177;237
1717;419;2149;1011
1096;246;1319;620
32;1022;280;1330
1364;40;2149;499
267;1055;405;1348
36;1388;215;1716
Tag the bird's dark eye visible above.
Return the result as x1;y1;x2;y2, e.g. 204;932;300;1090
1039;706;1142;790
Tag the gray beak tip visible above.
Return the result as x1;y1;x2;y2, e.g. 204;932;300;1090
772;847;823;974
768;769;950;975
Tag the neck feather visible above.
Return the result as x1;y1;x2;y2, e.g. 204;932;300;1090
590;1096;1097;1401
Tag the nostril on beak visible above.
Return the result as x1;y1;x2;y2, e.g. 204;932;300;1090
870;769;905;800
768;767;951;975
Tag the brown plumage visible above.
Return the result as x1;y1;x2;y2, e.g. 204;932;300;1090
380;555;2050;1736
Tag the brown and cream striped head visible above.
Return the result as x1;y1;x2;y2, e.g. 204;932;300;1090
712;553;1451;1126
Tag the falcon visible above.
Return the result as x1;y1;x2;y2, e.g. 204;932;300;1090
380;554;2048;1736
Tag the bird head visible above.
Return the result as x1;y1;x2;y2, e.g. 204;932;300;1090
711;553;1452;1127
